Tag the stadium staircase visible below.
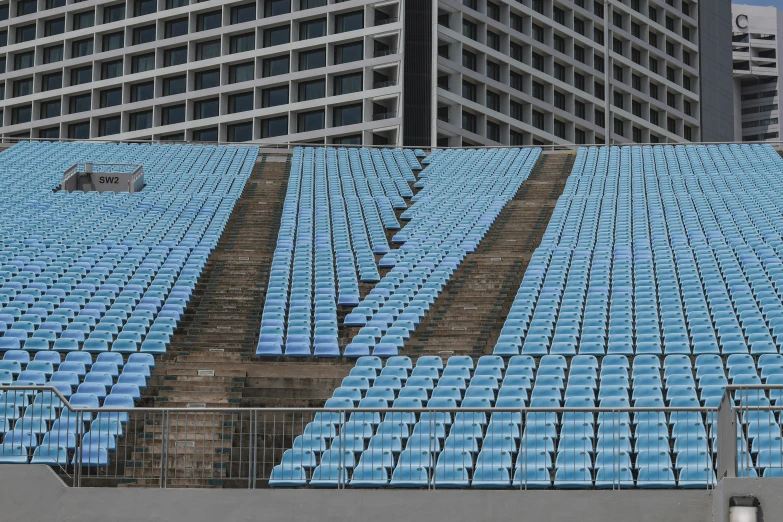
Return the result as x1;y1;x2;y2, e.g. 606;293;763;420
402;152;574;357
120;154;293;486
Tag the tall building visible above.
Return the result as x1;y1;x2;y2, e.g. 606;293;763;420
732;4;782;143
0;0;733;146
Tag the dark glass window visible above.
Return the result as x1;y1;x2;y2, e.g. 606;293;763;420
196;40;220;60
263;55;289;77
194;98;219;119
230;32;255;53
462;80;476;101
298;79;324;101
299;48;325;70
11;105;32;124
103;31;124;51
0;31;6;47
17;0;36;15
336;11;362;33
13;78;32;97
264;25;290;47
297;109;324;132
462;50;476;70
133;24;155;44
227;122;252;142
39;127;59;139
134;0;155;16
195;69;219;89
162;104;185;124
104;4;125;23
69;94;91;113
73;11;95;30
17;24;35;42
101;59;123;79
100;87;123;107
335;41;362;64
300;18;326;39
300;0;325;9
14;52;34;70
262;116;288;137
163;75;186;95
131;81;153;101
98;116;121;136
462;112;476;133
265;0;290;16
130;110;152;130
193;128;217;141
164;46;187;66
131;53;154;72
42;73;62;92
68;122;90;139
166;0;188;8
165;17;188;38
197;10;221;31
229;62;254;83
72;38;93;57
228;91;253;112
333;134;360;145
333;72;361;95
231;3;255;24
333;103;361;126
71;66;93;85
0;4;7;19
262;85;288;107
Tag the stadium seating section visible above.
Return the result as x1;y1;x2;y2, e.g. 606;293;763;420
269;144;783;488
0;141;258;466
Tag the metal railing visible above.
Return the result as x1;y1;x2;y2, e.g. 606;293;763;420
373;48;399;58
372;112;398;121
373;16;399;26
2;385;762;490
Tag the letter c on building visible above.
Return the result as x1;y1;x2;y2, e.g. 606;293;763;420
736;14;749;30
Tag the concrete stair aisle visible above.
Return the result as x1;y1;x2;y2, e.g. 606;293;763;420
119;154;290;487
403;152;574;357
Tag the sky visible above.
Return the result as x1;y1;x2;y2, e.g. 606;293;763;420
736;0;783;7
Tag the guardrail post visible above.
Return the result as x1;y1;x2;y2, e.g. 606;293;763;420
159;410;169;488
717;390;737;479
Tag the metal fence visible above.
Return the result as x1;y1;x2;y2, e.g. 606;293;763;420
2;385;781;489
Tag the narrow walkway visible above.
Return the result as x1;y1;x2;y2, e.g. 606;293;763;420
403;153;574;357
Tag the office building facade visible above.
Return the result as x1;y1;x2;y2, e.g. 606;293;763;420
0;0;733;146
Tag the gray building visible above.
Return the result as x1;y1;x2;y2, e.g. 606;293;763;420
0;0;734;146
732;4;782;143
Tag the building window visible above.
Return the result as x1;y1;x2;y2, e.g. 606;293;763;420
100;87;122;107
300;0;325;9
68;122;90;139
197;10;221;31
487;31;500;51
532;24;544;43
487;121;500;142
462;112;477;133
632;74;641;91
298;109;325;132
263;55;289;77
510;101;523;121
532;53;544;72
614;118;624;136
595;109;605;128
13;78;32;97
134;0;155;16
553;34;565;53
336;11;362;33
228;91;253;113
14;52;34;70
300;18;326;39
486;91;500;112
649;109;658;126
486;61;500;81
613;91;624;109
299;48;325;70
632;126;642;142
231;3;255;24
613;64;623;82
40;127;59;139
553;63;565;81
17;0;36;15
462;19;477;40
130;81;153;102
163;75;186;95
684;125;692;141
17;24;35;42
262;85;288;107
69;94;91;113
632;100;641;117
98;116;121;136
131;53;154;72
165;17;188;38
575;100;586;120
230;32;255;53
42;73;62;92
72;38;94;58
298;79;325;101
130;110;153;131
264;25;290;47
194;98;219;119
101;59;123;79
166;0;188;7
104;4;125;23
164;46;187;66
265;0;290;16
12;105;32;124
71;66;93;85
195;69;220;90
193;128;218;142
196;40;221;60
333;135;361;145
554;91;565;110
462;80;476;102
73;10;95;30
532;81;544;101
230;62;254;83
462;50;477;71
334;72;362;95
103;31;124;51
162;104;185;124
333;103;362;126
553;119;565;138
667;117;676;134
335;42;362;64
44;18;65;37
228;122;253;142
262;116;288;138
